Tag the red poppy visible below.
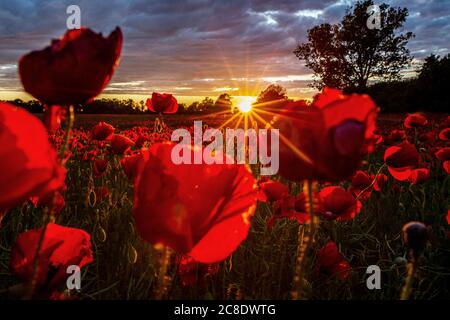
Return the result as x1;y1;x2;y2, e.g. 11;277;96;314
121;153;147;181
110;134;134;155
31;191;65;214
10;223;93;291
133;142;260;263
259;180;289;202
146;92;178;114
0;103;65;214
95;186;110;202
317;186;362;221
177;256;219;287
19;27;122;105
267;193;310;228
91;122;115;141
93;159;108;177
315;241;351;281
373;173;388;192
134;134;148;148
419;131;436;143
384;141;421;181
408;168;430;184
439;128;450;141
441;116;450;129
275;87;378;182
435;147;450;161
446;209;450;225
349;170;372;200
444;161;450;174
385;129;406;145
44;105;66;135
404;113;428;129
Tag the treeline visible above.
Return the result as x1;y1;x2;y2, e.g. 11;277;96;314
367;54;450;113
4;96;230;115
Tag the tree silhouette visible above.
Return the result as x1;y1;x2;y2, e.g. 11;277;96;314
255;84;288;104
417;54;450;112
294;0;413;92
215;93;233;112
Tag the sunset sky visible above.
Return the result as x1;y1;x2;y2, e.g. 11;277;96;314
0;0;449;104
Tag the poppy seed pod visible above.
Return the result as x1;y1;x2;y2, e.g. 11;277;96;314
402;221;428;259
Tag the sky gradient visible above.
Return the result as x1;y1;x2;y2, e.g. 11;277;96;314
0;0;449;103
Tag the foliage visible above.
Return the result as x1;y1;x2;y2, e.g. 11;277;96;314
294;0;413;91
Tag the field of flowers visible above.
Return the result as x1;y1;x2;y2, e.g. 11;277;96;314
0;108;449;300
0;26;449;301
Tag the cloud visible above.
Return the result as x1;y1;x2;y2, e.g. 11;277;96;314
0;0;449;100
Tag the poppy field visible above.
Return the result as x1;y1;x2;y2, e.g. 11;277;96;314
0;26;449;301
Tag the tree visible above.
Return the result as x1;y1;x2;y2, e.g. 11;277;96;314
198;97;214;112
255;84;288;104
215;93;233;112
294;0;414;92
416;54;450;112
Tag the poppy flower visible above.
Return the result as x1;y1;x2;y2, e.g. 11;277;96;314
19;27;122;105
385;129;406;145
384;141;421;181
146;92;178;114
349;171;372;200
91;122;115;141
121;153;147;181
110;134;134;155
95;186;110;202
444;161;450;174
317;186;362;221
446;209;450;225
259;180;289;202
275;87;378;182
439;128;450;141
10;223;93;292
93;159;108;177
266;193;310;229
133;142;260;263
408;168;430;184
134;134;148;148
441;116;450;129
315;241;351;281
31;191;65;215
404;113;428;129
0;103;65;214
43;105;66;135
435;147;450;161
177;256;219;287
435;148;450;174
419;131;436;143
373;173;388;192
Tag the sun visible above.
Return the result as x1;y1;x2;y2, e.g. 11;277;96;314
237;96;256;113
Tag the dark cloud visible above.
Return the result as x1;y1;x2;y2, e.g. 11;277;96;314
0;0;449;100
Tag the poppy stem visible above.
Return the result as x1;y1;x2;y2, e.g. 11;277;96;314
26;105;75;299
355;164;386;201
291;180;317;300
400;256;418;300
58;105;75;163
155;246;172;299
27;211;51;299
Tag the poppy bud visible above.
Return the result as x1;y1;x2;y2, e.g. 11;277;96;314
402;221;428;259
